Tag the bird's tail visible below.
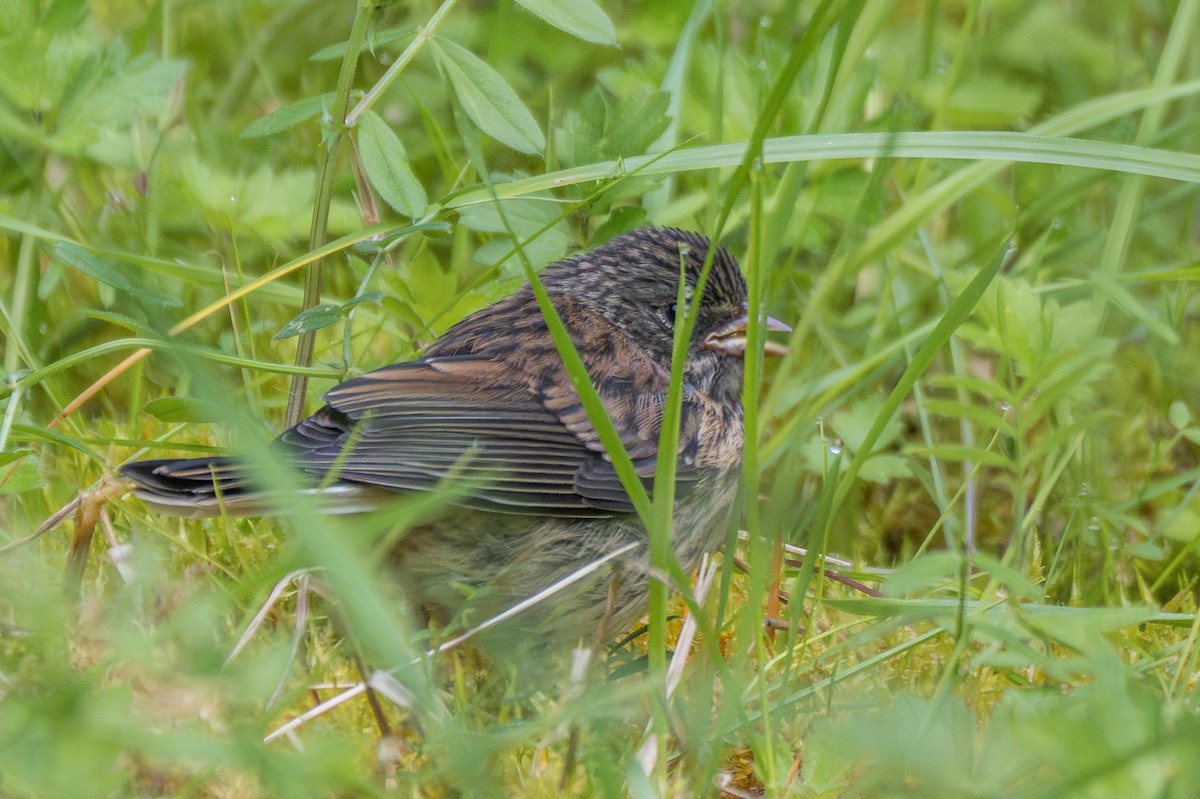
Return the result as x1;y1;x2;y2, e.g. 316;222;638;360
119;457;263;518
121;457;395;519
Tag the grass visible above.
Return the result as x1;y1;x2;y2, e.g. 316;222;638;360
3;0;1200;796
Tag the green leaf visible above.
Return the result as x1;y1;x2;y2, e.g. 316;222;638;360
972;551;1045;602
143;397;226;424
1095;275;1178;344
342;290;383;310
925;72;1042;127
591;206;647;244
556;87;671;166
357;111;427;218
1128;540;1166;561
0;456;43;494
1168;400;1191;431
430;38;544;154
604;89;670;155
0;448;34;467
310;25;415;61
52;242;181;307
512;0;616;45
882;551;963;597
274;304;343;340
1162;507;1200;543
457;199;572;275
10;423;95;456
831;397;904;454
830;243;1005;514
241;93;333;139
858;454;912;484
447;122;1200;210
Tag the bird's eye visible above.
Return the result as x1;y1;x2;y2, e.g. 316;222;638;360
660;303;678;325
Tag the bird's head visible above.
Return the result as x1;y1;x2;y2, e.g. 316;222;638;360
542;227;790;404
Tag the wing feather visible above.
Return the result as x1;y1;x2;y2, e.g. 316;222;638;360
275;305;724;517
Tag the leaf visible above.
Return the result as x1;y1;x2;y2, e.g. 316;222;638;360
0;448;34;467
241;93;333;139
143;397;226;424
1168;400;1191;431
457;199;572;274
831;397;905;454
430;38;544;154
356;111;427;217
882;551;963;597
556;88;606;165
512;0;616;45
924;72;1042;127
54;45;188;162
52;242;131;290
556;87;671;166
10;423;94;456
342;290;384;310
310;25;415;62
1128;540;1166;561
274;304;343;340
972;551;1045;602
591;206;647;244
0;457;43;495
1162;507;1200;543
604;89;670;155
52;242;181;307
84;308;150;331
858;453;912;484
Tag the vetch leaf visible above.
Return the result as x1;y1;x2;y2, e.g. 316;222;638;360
52;242;181;307
310;26;415;61
513;0;616;45
342;290;384;310
274;304;343;340
357;111;427;218
241;93;333;139
430;38;544;154
52;243;134;293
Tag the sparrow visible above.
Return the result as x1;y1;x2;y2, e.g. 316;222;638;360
121;227;790;652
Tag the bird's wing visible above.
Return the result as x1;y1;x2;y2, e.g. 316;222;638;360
283;348;714;517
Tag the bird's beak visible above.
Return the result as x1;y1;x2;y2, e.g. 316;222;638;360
704;314;792;358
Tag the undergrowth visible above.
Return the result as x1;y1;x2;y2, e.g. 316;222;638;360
2;0;1200;796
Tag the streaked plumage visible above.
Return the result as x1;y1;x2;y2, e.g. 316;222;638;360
121;227;788;649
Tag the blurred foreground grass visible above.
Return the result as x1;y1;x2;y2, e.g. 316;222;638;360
2;0;1200;796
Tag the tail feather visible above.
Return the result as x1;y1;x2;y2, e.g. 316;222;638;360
119;457;260;518
120;457;395;518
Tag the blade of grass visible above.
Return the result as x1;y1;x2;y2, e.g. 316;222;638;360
286;0;376;427
44;221;426;430
828;242;1008;521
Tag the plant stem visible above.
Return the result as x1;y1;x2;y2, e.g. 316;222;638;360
344;0;461;128
286;0;376;427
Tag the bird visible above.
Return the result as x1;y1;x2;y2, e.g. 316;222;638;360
120;227;790;653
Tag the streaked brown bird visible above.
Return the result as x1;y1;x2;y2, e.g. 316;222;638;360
121;227;790;652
